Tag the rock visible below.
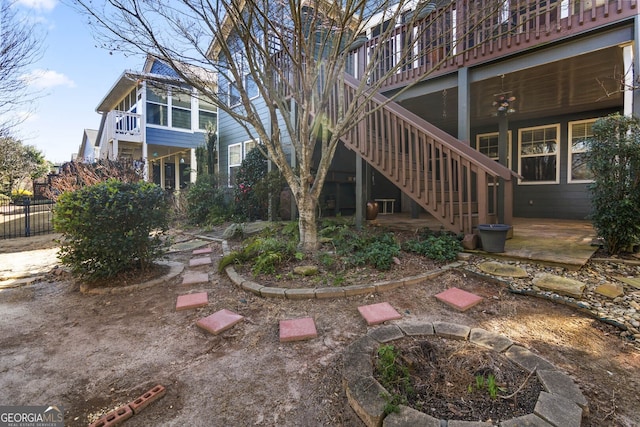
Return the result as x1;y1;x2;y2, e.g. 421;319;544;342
478;261;529;278
595;282;624;299
293;265;319;276
532;273;586;298
461;234;478;250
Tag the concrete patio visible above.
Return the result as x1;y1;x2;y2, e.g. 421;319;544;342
372;214;598;269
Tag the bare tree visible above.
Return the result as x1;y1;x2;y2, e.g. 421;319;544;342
0;0;43;138
73;0;507;250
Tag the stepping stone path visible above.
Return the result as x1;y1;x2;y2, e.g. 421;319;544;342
614;275;640;290
176;292;208;311
357;302;402;325
189;256;212;267
434;287;483;312
181;271;209;286
532;273;586;298
279;317;318;342
196;309;244;335
478;260;529;278
595;282;624;299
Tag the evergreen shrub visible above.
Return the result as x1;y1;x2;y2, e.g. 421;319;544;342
53;179;170;280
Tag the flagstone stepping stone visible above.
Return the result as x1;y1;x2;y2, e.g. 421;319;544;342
478;261;529;278
595;282;624;299
614;275;640;290
434;287;483;312
192;247;213;255
196;309;244;335
357;302;402;326
176;292;208;311
189;256;212;267
169;239;208;252
279;317;318;342
181;272;209;285
532;273;586;298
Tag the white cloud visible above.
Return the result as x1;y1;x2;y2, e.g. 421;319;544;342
22;69;76;89
16;0;58;11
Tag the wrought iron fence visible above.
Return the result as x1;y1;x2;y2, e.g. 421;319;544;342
1;197;55;239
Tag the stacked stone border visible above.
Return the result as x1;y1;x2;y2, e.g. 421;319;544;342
343;321;587;427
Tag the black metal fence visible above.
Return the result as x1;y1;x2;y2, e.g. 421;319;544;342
1;197;55;239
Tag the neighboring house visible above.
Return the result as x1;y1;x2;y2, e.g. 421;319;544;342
77;129;99;163
215;1;638;231
90;55;217;190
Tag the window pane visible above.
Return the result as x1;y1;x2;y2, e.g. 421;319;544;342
229;166;239;186
172;90;191;109
521;156;556;181
199;97;216;111
147;104;167;126
199;110;216;130
229;144;242;166
571;153;591;181
246;75;258;98
172;108;191;129
147;87;167;104
244;140;256;157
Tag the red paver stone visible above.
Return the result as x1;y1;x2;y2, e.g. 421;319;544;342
279;317;318;342
196;309;244;335
189;256;212;267
192;247;213;255
181;271;209;285
435;287;483;312
176;292;208;311
357;302;402;326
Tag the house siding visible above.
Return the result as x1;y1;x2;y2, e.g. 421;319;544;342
146;127;204;149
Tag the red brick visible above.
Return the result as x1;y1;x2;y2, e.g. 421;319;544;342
196;309;244;335
129;384;167;414
89;404;133;427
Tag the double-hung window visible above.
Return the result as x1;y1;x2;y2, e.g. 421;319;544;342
199;97;217;131
568;119;596;183
228;140;257;186
171;89;192;129
146;86;168;126
476;131;512;167
146;85;193;130
518;125;560;184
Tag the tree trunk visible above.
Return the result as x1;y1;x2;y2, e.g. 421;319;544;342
297;192;318;251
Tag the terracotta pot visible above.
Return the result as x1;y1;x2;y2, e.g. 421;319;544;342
366;201;379;220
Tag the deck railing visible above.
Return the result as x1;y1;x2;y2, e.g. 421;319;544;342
350;0;637;90
106;111;143;143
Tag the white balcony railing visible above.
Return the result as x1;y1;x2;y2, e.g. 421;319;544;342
106;110;143;143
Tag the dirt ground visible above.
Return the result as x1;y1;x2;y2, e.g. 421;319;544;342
1;233;640;426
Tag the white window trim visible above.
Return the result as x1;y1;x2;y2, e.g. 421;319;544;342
227;139;259;187
518;124;561;185
145;85;195;132
567;118;596;184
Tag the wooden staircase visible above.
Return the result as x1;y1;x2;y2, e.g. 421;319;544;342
337;74;515;235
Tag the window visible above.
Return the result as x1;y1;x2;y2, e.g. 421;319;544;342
171;89;192;129
568;119;596;183
146;84;194;129
476;131;512;168
228;75;258;107
199;97;217;131
147;86;168;126
518;125;560;184
228;140;258;186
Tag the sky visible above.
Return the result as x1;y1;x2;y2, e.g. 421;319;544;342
13;0;145;163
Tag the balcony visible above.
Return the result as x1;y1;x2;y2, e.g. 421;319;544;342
105;110;143;143
350;0;637;91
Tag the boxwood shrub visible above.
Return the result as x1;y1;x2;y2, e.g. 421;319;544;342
53;179;170;281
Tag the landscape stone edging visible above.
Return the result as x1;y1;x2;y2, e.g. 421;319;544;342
220;238;462;299
79;261;184;295
343;321;587;427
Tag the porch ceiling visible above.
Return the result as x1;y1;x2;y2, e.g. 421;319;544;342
400;47;624;133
